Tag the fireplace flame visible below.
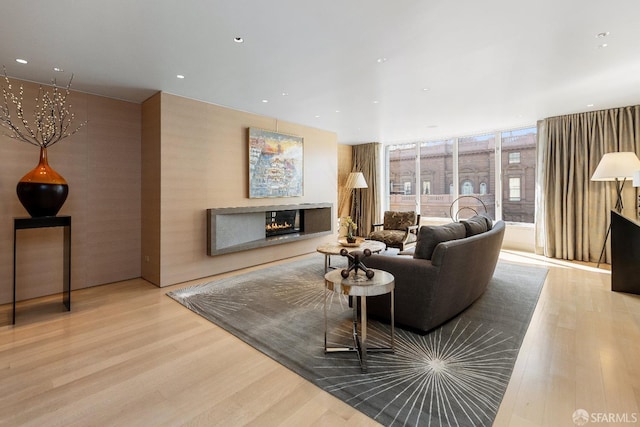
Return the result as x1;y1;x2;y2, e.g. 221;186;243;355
266;221;292;231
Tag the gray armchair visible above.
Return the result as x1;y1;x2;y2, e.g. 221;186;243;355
367;211;420;251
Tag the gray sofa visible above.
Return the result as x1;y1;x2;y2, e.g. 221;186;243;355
363;216;505;333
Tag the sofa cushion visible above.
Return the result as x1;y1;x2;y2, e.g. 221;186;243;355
383;211;417;230
480;213;494;230
413;222;466;260
461;214;490;237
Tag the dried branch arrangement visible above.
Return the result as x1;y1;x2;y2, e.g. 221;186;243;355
0;67;85;148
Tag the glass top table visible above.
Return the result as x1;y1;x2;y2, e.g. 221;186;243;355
323;268;395;373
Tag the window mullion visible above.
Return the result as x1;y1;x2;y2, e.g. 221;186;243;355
495;131;502;221
452;137;459;217
415;143;420;214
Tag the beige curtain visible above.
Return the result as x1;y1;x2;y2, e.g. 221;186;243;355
352;143;381;237
536;105;640;263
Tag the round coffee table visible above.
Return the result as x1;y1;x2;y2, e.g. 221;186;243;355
324;268;395;373
316;239;386;272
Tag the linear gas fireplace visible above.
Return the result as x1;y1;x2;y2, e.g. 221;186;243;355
206;203;333;256
265;210;301;237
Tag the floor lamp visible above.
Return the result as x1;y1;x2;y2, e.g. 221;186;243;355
591;152;640;267
345;172;368;235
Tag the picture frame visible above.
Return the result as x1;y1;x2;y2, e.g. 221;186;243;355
248;128;304;198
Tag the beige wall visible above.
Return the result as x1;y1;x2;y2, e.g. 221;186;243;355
142;92;338;287
1;81;339;302
0;78;141;305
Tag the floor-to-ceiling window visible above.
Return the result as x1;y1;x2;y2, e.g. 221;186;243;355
386;126;536;223
457;133;496;220
419;139;454;219
500;128;536;223
388;143;417;212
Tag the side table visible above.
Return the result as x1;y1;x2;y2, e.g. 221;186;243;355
323;268;394;372
316;239;386;272
13;216;71;324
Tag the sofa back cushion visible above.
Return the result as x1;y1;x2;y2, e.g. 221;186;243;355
413;222;466;260
383;211;417;231
460;214;493;237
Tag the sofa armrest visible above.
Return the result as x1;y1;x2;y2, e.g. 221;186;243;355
365;254;439;292
364;253;440;331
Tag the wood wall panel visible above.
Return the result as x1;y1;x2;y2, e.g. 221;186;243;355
0;77;141;305
144;93;337;287
86;95;141;286
141;93;161;286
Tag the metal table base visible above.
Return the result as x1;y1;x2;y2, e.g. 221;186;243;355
323;270;395;373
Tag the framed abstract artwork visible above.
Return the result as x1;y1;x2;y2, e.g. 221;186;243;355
248;128;304;198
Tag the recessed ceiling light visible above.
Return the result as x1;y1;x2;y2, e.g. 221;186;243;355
315;115;320;118
422;88;430;92
335;110;340;113
15;58;27;64
596;32;610;38
281;92;288;96
176;74;185;79
376;57;387;63
262;99;268;103
373;100;379;104
587;104;594;107
53;67;64;72
234;37;244;43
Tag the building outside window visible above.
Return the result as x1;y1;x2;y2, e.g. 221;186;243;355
386;126;536;223
461;180;473;195
508;177;521;201
422;180;431;195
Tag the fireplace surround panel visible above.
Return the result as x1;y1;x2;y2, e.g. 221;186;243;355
207;203;332;256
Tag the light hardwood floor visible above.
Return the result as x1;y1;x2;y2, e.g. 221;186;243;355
1;251;639;426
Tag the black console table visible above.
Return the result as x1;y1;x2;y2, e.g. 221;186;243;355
13;216;71;324
611;210;640;295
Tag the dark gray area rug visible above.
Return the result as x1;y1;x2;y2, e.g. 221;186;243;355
167;254;547;426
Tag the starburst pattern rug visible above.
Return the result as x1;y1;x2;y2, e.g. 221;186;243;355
167;254;547;426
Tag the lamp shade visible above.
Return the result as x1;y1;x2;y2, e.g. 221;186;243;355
345;172;368;189
634;170;640;187
591;152;640;181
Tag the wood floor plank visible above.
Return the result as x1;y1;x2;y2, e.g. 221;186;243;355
1;251;639;426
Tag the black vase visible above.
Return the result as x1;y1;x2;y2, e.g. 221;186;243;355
16;147;68;217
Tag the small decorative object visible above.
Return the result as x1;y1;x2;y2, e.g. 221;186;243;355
1;68;85;217
340;248;375;279
340;216;358;243
338;236;362;247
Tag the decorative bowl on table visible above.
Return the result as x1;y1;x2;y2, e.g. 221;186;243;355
338;237;364;247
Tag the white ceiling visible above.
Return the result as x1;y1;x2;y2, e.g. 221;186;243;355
2;0;640;145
